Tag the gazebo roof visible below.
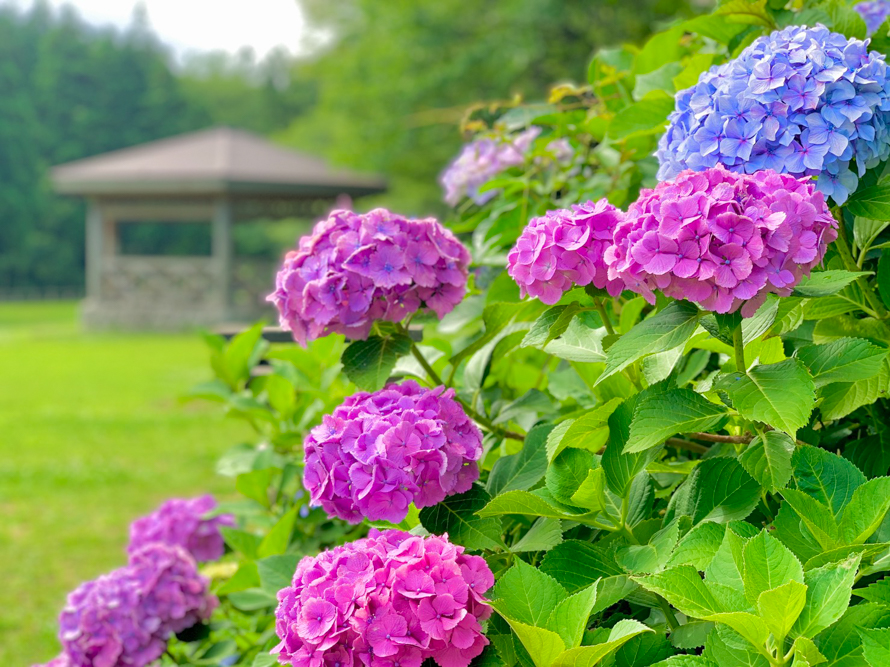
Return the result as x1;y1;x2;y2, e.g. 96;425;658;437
51;126;387;198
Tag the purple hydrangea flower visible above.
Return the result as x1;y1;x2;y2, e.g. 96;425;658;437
856;0;890;34
605;166;838;315
303;381;483;525
55;544;216;667
127;495;234;563
657;24;890;203
440;127;573;206
269;209;471;346
273;530;493;667
507;199;626;304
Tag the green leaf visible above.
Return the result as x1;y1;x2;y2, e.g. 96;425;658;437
792;555;862;639
757;581;807;644
666;522;726;570
546;448;597;505
235;468;274;508
817;602;890;666
701;612;770;650
779;489;840;551
704;527;749;612
716;359;815;436
715;0;775;27
846;182;890;220
493;613;566;667
223;320;266;388
819;359;890;420
488;424;553;496
738;431;795;494
742;531;804;606
511;518;564;553
522;303;586;349
616;520;680;574
636;565;724;618
546;583;599;649
608;91;675;139
626;388;726;454
551;619;654;667
256;554;299;595
879;249;890;311
419;485;505;551
541;540;625;593
220;527;262;560
226;587;277;611
479;489;594;522
649;657;718;667
216;562;260;595
602;395;660;497
838;477;890;545
702;625;769;666
792;445;866;517
789;635;826;667
796;338;889;388
614;633;673;667
548;399;621;462
598;301;700;384
854;217;890;254
861;628;890;667
855;577;890;605
341;334;412;391
257;508;296;558
491;558;567;627
543;311;608;363
666;457;761;525
792;270;872;297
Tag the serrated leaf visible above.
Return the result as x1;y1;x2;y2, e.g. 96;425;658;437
479;490;595;522
738;431;795;494
757;581;807;644
790;635;826;667
636;565;724;618
792;270;872;297
419;485;505;551
617;520;679;574
491;558;567;627
614;632;673;667
742;531;804;606
522;303;586;349
796;338;889;388
792;445;866;517
717;359;815;436
512;518;564;553
544;312;609;362
855;577;890;605
598;301;700;384
838;477;890;545
701;612;770;650
602;395;661;497
608;91;675;139
817;602;890;666
779;489;840;551
546;448;597;505
492;612;566;667
819;359;890;420
551;619;654;667
703;625;769;666
704;527;749;612
546;583;599;649
666;457;761;525
792;555;862;639
854;217;890;253
569;467;607;511
548;399;621;462
649;657;718;667
860;628;890;667
541;540;625;592
626;388;726;454
846;182;890;220
666;521;726;570
341;334;412;390
715;0;774;27
488;424;553;496
257;508;296;558
256;554;300;595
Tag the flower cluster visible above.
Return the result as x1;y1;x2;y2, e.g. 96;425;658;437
441;127;573;206
657;24;890;203
39;544;216;667
128;495;234;562
506;199;625;304
303;380;483;525
856;0;890;34
606;166;837;314
269;209;471;346
273;530;493;667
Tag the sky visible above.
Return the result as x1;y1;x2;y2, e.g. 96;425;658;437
3;0;311;60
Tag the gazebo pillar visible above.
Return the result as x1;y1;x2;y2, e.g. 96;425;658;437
84;199;104;302
212;198;234;321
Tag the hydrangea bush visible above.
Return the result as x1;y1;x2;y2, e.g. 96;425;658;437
128;495;235;562
36;4;890;667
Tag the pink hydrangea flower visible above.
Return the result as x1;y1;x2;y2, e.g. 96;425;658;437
303;381;483;525
606;166;837;315
507;200;625;304
54;544;216;667
127;494;234;562
273;530;493;667
268;209;471;346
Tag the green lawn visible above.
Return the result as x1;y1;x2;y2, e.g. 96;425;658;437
0;301;251;664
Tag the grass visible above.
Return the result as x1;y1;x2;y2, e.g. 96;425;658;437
0;301;252;664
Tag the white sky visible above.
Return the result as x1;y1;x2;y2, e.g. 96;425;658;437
4;0;310;59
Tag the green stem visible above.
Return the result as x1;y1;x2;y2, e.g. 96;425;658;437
733;325;747;374
594;298;616;335
656;595;680;631
834;208;890;319
409;342;524;441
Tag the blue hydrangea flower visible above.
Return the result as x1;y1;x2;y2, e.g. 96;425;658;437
856;0;890;35
657;25;890;203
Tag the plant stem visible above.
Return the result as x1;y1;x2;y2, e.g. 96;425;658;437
594;298;616;335
834;209;890;319
409;342;524;442
656;595;680;631
666;437;709;454
688;431;752;444
733;325;747;374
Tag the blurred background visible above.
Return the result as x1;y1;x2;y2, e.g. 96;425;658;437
0;0;702;661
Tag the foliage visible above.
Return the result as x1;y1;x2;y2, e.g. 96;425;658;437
44;1;890;666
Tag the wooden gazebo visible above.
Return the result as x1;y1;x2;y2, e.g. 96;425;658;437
52;127;386;329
